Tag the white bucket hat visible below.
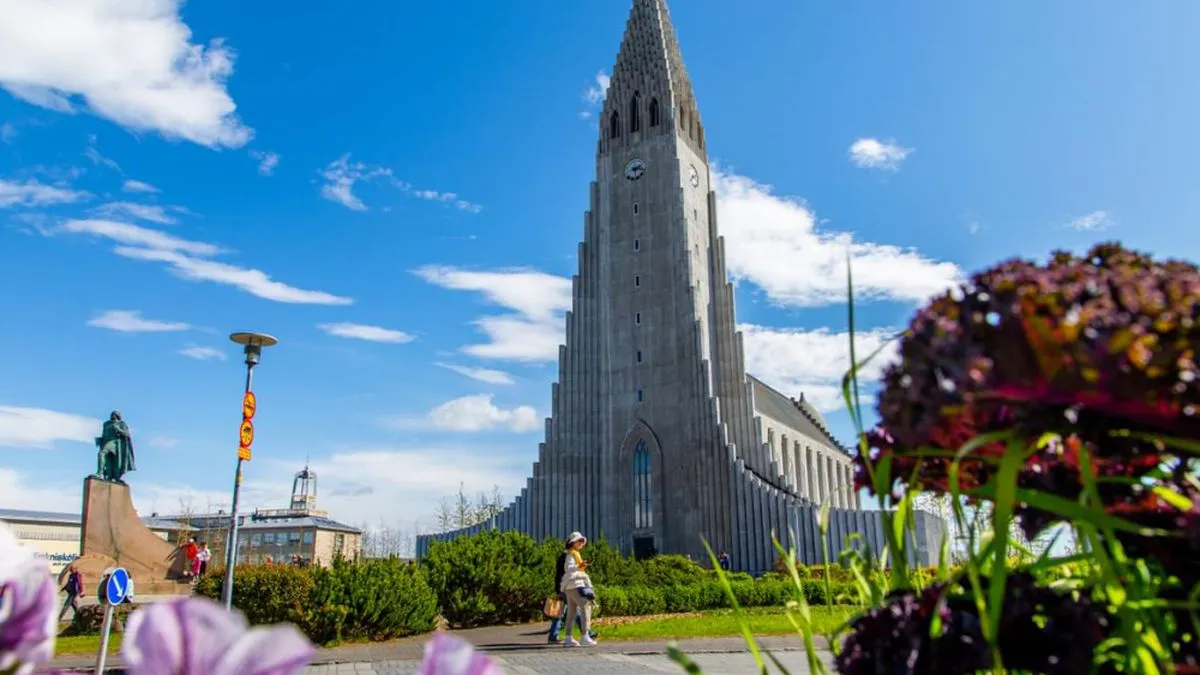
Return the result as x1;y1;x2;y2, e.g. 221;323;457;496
566;531;587;546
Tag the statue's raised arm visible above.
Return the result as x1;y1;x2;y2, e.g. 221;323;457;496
96;410;137;483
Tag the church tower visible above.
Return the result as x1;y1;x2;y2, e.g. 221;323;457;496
418;0;944;573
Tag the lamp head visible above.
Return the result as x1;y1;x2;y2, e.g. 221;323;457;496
229;332;278;366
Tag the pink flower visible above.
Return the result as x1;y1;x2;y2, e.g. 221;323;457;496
122;596;315;675
418;633;504;675
0;521;58;675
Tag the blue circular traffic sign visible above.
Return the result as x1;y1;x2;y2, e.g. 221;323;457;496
105;567;130;605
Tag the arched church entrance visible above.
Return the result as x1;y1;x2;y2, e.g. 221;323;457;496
619;420;665;559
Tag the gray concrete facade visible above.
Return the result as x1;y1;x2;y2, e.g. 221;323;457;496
416;0;942;573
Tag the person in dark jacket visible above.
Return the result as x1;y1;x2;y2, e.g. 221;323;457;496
547;538;598;644
59;564;83;622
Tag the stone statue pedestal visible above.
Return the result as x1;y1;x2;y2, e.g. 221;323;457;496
71;477;192;597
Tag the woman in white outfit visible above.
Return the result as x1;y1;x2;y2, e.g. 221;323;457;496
559;531;598;647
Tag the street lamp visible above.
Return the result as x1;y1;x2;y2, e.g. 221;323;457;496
221;331;277;610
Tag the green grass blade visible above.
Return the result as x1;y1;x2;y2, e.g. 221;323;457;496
700;537;767;672
666;643;705;674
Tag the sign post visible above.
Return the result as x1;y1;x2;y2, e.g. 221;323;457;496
94;567;130;674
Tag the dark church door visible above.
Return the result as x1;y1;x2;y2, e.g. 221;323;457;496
633;536;656;561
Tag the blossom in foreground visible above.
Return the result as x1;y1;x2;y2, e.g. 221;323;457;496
122;596;315;675
418;632;504;675
0;520;58;675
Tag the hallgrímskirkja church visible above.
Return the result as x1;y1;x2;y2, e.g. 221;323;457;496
417;0;943;573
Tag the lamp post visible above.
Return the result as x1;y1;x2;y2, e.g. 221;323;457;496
221;331;277;610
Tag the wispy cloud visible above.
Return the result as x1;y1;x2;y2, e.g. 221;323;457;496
250;150;279;176
0;3;251;148
1064;210;1114;232
55;219;353;305
436;363;515;386
319;154;393;211
87;309;190;333
122;179;159;194
318;322;414;344
83;135;121;172
0;122;15;143
0;178;91;208
0;406;100;449
91;201;179;225
421;395;539;433
579;71;611;119
848;138;912;171
409;189;482;214
179;345;226;361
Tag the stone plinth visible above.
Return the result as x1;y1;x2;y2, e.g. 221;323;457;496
74;477;192;597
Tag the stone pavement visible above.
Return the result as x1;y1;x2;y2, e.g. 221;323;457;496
44;621;830;673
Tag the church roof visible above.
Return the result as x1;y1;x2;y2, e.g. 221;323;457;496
603;0;698;127
746;375;850;456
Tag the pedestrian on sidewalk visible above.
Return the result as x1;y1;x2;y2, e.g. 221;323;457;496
549;535;597;644
196;541;212;578
558;531;598;647
58;564;83;622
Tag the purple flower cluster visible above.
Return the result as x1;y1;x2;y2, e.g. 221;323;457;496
0;518;504;675
836;575;1110;675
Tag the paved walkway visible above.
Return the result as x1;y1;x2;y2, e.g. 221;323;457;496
44;622;829;673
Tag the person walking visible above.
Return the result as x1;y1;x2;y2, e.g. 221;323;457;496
558;531;598;647
58;564;83;622
549;536;598;644
196;542;212;578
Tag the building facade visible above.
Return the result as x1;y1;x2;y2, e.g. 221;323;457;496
0;508;180;575
416;0;943;573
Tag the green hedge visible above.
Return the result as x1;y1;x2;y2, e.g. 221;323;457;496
195;557;438;645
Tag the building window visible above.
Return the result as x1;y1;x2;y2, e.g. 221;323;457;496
633;202;639;215
637;389;644;402
634;239;640;251
302;531;314;544
635;312;641;325
637;350;642;362
610;112;621;139
633;440;653;528
629;92;641;133
649;98;660;127
693;208;698;221
635;275;640;287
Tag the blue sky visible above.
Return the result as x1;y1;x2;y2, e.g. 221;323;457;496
1;0;1197;536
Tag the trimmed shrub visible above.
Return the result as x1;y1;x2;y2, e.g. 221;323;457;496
194;564;314;627
621;584;667;615
420;530;557;628
298;558;438;644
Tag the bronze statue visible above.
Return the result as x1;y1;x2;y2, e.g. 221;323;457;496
96;410;136;483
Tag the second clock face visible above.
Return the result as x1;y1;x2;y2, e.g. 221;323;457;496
688;164;700;187
625;158;646;181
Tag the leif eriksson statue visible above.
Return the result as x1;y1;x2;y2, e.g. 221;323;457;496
95;410;136;483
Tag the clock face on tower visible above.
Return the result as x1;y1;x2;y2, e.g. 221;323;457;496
688;164;700;187
625;158;646;181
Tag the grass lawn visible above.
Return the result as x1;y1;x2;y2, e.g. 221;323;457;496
595;606;856;641
54;633;122;655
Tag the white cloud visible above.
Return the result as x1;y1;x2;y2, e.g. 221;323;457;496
414;265;571;362
147;435;179;449
739;324;899;412
0;122;15;143
318;323;414;344
84;135;120;172
1064;210;1113;232
0;406;100;449
0;178;90;208
426;395;540;433
410;189;482;214
0;0;252;148
319;154;392;211
122;179;159;194
250;150;279;176
55;219;353;305
92;201;178;225
87;309;190;333
0;467;79;512
579;71;611;119
61;219;221;255
436;363;515;386
713;169;961;307
179;345;225;361
848;138;912;170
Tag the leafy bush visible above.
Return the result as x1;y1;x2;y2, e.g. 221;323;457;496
299;558;438;644
193;564;314;626
420;529;557;628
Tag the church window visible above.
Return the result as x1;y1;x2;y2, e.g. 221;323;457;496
637;389;644;402
633;440;652;528
635;275;640;287
649;98;660;127
629;92;641;133
633;202;639;215
637;350;642;362
634;238;640;251
679;105;685;130
610;112;621;139
635;312;641;325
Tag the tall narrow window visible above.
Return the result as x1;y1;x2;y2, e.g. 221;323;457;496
633;440;652;528
634;239;640;251
610;112;621;139
635;312;641;325
635;275;640;287
629;92;641;133
633;202;639;215
649;98;660;127
637;389;644;402
637;350;642;363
